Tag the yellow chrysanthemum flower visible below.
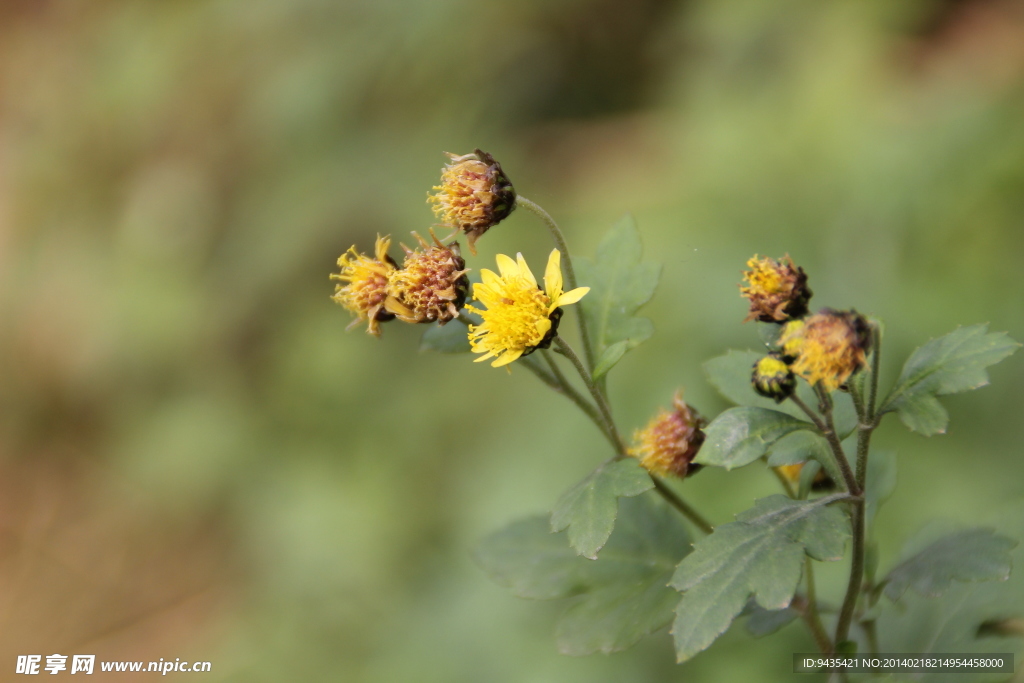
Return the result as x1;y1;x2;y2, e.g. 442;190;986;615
466;249;588;367
330;235;397;336
740;254;812;323
427;150;516;255
779;309;871;392
629;392;706;478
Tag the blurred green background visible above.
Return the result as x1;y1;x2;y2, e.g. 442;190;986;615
1;0;1023;680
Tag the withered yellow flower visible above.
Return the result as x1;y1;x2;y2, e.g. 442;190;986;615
385;232;469;325
330;235;397;336
427;150;515;255
779;309;871;392
629;392;706;478
740;254;812;323
466;249;588;368
751;352;796;403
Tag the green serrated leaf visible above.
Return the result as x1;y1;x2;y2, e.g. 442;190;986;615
575;214;660;361
872;504;1024;683
556;496;692;655
550;459;654;559
592;340;632;380
419;321;471;353
704;350;858;436
696;407;813;470
670;494;850;662
880;325;1020;435
475;495;691;655
883;528;1017;601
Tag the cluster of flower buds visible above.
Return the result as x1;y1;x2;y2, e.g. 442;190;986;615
629;392;706;479
741;255;872;397
333;150;520;336
332;232;468;336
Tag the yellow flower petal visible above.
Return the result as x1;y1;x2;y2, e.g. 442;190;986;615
515;253;537;287
544;249;563;302
492;348;524;367
555;286;589;308
495;253;519;279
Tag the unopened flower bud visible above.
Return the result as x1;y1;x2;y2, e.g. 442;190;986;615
385;232;469;325
427;150;516;255
629;392;706;478
752;352;796;403
779;309;872;393
740;254;812;323
330;235;397;336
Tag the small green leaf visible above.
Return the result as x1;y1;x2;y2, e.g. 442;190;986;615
745;604;799;637
695;407;813;470
551;459;654;559
671;494;850;662
419;320;472;353
704;351;858;436
475;495;692;655
880;325;1020;435
591;339;632;380
576;214;660;361
883;528;1017;601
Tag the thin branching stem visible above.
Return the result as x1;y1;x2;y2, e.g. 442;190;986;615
651;477;714;534
554;335;713;534
833;328;883;650
554;336;624;452
802;558;834;654
790;393;858;495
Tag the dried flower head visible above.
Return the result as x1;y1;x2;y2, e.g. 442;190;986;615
385;232;469;325
466;249;588;368
740;254;812;323
779;309;871;392
330;235;397;336
751;352;796;403
629;392;706;478
427;149;516;255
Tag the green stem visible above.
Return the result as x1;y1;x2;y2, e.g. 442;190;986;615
539;350;609;439
554;335;713;534
802;558;834;654
651;477;714;534
833;328;883;650
517;196;596;373
554;336;624;452
868;325;882;419
790;393;858;495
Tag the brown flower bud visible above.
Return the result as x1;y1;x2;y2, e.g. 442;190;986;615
740;254;812;323
427;150;516;255
629;392;706;478
385;231;469;325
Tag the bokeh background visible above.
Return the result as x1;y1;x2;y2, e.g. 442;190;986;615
1;0;1023;680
